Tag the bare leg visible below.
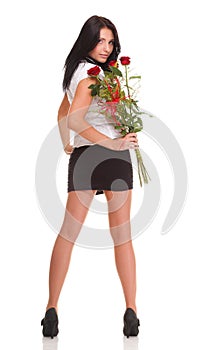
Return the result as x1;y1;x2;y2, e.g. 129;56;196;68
104;190;137;313
46;190;95;311
114;241;137;312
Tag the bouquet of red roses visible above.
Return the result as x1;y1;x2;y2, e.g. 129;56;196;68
87;56;151;186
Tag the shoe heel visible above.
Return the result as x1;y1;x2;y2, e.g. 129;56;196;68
41;308;59;338
50;321;58;339
124;319;139;338
123;308;140;338
42;319;58;338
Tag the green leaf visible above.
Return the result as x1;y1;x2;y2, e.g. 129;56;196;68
91;90;97;96
110;66;123;77
133;127;142;132
90;85;100;96
120;130;128;136
88;84;97;90
129;75;141;79
104;70;112;77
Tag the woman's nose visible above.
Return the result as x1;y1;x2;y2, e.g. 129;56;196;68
103;42;110;52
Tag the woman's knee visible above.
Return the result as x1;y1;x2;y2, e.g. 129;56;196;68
104;190;132;245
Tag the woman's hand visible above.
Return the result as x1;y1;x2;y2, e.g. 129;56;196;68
64;144;74;155
108;133;139;151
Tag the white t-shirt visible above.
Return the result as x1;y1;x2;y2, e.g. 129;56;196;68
66;61;121;148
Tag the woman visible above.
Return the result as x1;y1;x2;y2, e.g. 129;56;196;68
41;15;140;339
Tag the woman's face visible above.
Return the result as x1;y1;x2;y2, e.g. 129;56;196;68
89;27;114;63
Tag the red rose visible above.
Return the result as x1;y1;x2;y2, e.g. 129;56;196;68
120;56;131;65
108;60;118;67
87;65;101;76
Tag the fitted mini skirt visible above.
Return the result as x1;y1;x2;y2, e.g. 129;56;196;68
68;144;133;194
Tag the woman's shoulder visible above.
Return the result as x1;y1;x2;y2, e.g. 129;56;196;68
76;60;99;76
68;61;102;98
72;61;103;86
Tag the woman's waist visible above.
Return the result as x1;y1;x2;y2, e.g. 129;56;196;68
75;123;120;138
73;126;120;148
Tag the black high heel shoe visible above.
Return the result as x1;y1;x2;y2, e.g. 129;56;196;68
41;308;59;338
123;308;140;338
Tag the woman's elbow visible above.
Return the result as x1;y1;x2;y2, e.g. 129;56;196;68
67;115;78;132
58;95;70;120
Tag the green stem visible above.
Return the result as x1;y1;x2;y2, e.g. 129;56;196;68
135;149;151;185
125;65;131;98
136;151;143;187
125;65;134;130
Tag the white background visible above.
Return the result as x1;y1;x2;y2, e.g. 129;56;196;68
0;0;223;349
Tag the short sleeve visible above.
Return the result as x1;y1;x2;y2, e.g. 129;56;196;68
66;62;102;104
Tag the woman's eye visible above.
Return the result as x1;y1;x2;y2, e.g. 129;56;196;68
97;39;114;45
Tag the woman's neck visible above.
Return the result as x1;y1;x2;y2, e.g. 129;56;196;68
85;56;108;71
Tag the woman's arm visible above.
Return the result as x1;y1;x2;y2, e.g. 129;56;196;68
57;94;73;154
67;78;112;147
67;78;138;150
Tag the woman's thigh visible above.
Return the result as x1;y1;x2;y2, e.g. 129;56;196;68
59;190;96;243
104;190;132;245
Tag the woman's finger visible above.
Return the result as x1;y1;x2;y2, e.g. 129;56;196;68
124;134;137;141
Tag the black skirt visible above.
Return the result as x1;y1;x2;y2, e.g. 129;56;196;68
68;144;133;194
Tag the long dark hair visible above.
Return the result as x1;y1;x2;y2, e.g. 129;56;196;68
62;15;121;91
